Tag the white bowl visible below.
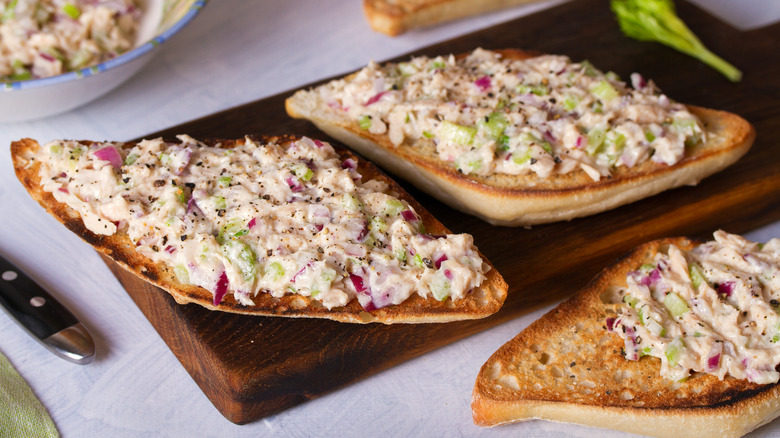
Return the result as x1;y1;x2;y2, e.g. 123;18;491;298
0;0;206;123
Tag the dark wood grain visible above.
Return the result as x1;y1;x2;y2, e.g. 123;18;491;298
106;0;780;424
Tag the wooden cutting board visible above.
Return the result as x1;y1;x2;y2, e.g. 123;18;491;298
104;0;780;424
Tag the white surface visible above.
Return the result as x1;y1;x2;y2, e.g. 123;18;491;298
0;1;778;437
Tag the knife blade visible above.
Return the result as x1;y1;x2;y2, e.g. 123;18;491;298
0;254;95;364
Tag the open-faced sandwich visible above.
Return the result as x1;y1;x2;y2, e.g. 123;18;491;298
11;135;508;323
286;48;755;226
471;231;780;437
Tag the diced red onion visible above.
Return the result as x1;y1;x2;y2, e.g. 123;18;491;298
314;224;324;232
630;73;646;90
341;158;357;169
365;91;389;106
248;218;257;229
718;281;735;297
444;269;453;280
401;210;417;222
291;262;312;283
474;75;491;92
606;317;617;332
213;271;229;306
164;245;176;254
707;353;721;370
313;139;324;148
285;175;304;192
58;187;69;194
39;52;55;62
93;145;123;169
434;254;448;269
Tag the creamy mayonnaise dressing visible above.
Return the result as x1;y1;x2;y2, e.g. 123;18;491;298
36;136;488;310
314;48;704;181
1;0;139;81
611;231;780;384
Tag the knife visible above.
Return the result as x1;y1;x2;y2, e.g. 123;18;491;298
0;254;95;364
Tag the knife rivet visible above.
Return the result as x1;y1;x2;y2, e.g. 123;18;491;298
1;270;17;281
30;296;46;307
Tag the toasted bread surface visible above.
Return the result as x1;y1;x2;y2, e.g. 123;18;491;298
285;49;755;226
471;237;780;437
363;0;544;36
11;136;508;324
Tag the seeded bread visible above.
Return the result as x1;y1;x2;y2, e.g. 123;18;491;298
285;49;755;226
363;0;544;36
471;237;780;437
11;136;508;324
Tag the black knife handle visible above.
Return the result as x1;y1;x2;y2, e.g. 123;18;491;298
0;255;78;339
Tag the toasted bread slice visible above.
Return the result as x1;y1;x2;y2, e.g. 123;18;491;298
285;49;755;226
363;0;544;36
11;136;508;324
471;237;780;438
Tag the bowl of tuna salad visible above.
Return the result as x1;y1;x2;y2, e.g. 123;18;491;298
0;0;206;122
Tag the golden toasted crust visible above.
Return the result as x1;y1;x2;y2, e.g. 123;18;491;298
471;237;780;438
363;0;544;36
285;49;756;226
11;136;508;324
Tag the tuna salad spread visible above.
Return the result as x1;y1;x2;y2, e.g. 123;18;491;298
315;48;705;181
35;136;488;310
1;0;140;81
610;231;780;384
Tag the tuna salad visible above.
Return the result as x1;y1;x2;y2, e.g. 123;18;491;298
313;48;705;181
610;231;780;384
35;136;489;311
1;0;140;81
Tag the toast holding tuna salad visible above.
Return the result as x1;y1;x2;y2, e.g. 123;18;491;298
472;231;780;438
286;48;755;226
11;135;507;324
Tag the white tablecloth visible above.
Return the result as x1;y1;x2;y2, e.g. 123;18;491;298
1;0;778;436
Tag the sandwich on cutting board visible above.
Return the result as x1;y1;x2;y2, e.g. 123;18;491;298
472;231;780;438
286;48;755;226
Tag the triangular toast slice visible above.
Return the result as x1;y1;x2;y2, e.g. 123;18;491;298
472;237;780;437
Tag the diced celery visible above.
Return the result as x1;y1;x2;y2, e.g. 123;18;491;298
413;254;424;267
516;83;549;96
562;94;581;111
49;144;63;155
264;262;285;281
512;149;532;165
358;115;372;130
10;70;30;81
639;263;655;274
174;265;190;284
580;60;598;77
394;249;407;263
218;219;248;243
665;337;684;366
383;199;404;216
590;79;619;102
586;128;606;155
397;62;418;76
369;216;387;234
422;131;434;139
477;112;508;139
218;176;232;188
158;152;171;166
221;240;256;281
605;71;621;81
664;292;690;318
455;154;483;174
124;153;138;166
644;130;656;142
429;59;446;70
689;263;705;289
641;346;652;356
62;3;80;19
497;135;510;151
213;195;226;210
173;185;187;204
3;0;17;21
438;121;476;145
341;193;363;211
623;294;639;308
291;163;313;181
645;318;666;337
429;272;451;301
